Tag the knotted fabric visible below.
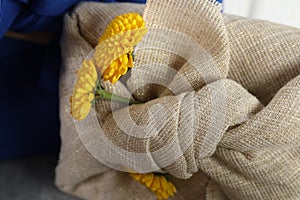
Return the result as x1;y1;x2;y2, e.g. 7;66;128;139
56;1;300;199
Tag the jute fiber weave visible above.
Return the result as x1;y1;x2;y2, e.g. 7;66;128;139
56;1;300;199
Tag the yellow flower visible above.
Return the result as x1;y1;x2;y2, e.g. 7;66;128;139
130;173;177;200
70;60;98;121
96;12;147;83
102;53;133;83
98;12;146;43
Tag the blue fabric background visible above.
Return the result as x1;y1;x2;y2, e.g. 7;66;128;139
0;0;221;159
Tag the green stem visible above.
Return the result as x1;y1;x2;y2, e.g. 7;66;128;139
96;88;140;105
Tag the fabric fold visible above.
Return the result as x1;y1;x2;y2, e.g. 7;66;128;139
56;1;300;199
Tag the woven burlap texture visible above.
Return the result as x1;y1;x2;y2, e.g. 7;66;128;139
56;0;300;200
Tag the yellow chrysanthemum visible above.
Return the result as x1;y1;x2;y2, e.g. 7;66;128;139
98;12;145;43
70;60;98;121
130;173;177;200
102;53;133;83
96;12;147;83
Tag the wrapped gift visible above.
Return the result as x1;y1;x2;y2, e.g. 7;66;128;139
56;0;300;199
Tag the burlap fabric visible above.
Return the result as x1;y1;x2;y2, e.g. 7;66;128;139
56;0;300;199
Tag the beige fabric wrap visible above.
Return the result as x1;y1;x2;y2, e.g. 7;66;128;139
56;0;300;199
